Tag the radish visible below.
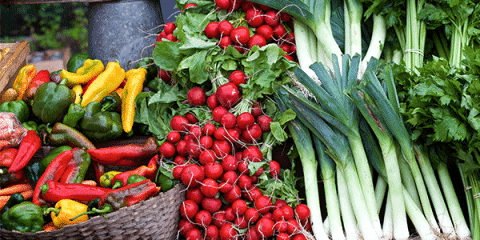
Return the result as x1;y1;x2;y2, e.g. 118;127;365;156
268;160;281;178
256;25;274;41
276;232;291;240
195;210;213;227
221;112;237;128
258;4;271;11
232;199;248;216
225;185;242;203
212;140;231;158
228;70;247;86
170;115;190;131
246;227;261;240
263;212;273;220
199;149;216;166
167;131;181;143
222;170;238;184
280;205;294;220
292;234;307;240
216;83;241;108
245;207;259;223
273;24;287;39
173;166;185;180
290;44;296;54
214;127;227;141
205;225;220;240
245;8;264;28
244;186;262;202
203;122;216;136
164;22;176;34
251;102;263;117
179;218;196;236
224;207;235;221
241;1;256;12
180;199;199;220
212;212;228;229
202;197;223;214
222;154;238;171
212;106;229;123
187;140;202;158
205;162;223;180
256;114;273;132
187;87;206;106
219;223;238;240
279;43;291;54
253;167;264;176
273;208;285;222
275;220;288;233
159;141;176;158
247;34;267;49
283;55;295;61
188;125;203;140
286;219;300;235
207;94;219;110
200;135;214;149
243;145;263;162
200;178;219;197
186;186;204;205
181;164;205;188
264;10;280;27
294;203;311;222
184;112;198;124
205;22;220;39
158;69;171;83
219;36;232;50
218;20;234;36
215;0;230;10
242;124;262;143
165;33;177;42
255;217;275;238
254;195;273;214
185;228;202;240
156;31;166;42
219;181;234;193
225;128;241;143
236;112;255;129
174;155;188;165
280;12;292;22
176;140;189;156
274;199;288;209
228;0;244;12
184;3;197;8
230;26;251;45
237;160;250;175
237;174;253;190
234;216;248;229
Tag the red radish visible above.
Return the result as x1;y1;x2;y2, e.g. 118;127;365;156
234;216;248;229
230;26;251;45
275;220;288;233
225;185;242;204
205;22;220;39
244;186;262;202
263;212;273;220
235;151;244;162
225;207;235;221
292;234;307;240
222;154;238;171
246;227;261;240
232;199;248;216
185;3;197;8
285;31;295;43
242;124;262;143
214;127;227;141
241;1;257;12
218;20;234;36
236;112;255;129
257;114;273;132
251;102;263;117
205;162;223;180
215;0;230;10
254;195;273;214
158;69;171;82
228;0;244;12
284;55;295;61
264;10;280;27
245;8;264;28
200;135;214;149
174;155;188;165
294;203;311;222
212;140;231;158
274;199;288;209
253;167;264;176
279;43;291;54
207;94;219;110
188;125;203;140
195;210;213;227
243;145;263;162
205;225;220;240
221;112;237;128
269;160;281;177
255;217;275;238
273;24;287;39
276;232;291;240
233;43;246;54
171;115;190;131
258;4;271;11
167;131;181;143
179;218;196;236
180;200;199;220
159;142;176;158
199;149;216;166
176;140;189;156
212;212;228;229
237;174;253;190
245;207;259;223
187;87;206;106
290;44;297;54
219;36;233;50
202;197;223;214
164;22;176;34
247;34;267;49
237;160;250;175
185;112;198;124
165;33;177;42
280;12;292;22
156;31;166;42
200;178;219;197
286;219;300;234
186;187;204;205
228;70;247;86
181;164;205;187
216;83;241;108
185;228;202;240
256;25;274;41
212;106;229;123
173;166;185;180
281;205;294;220
219;181;234;193
222;170;238;184
219;223;238;240
273;208;285;221
203;122;216;136
225;128;241;142
250;175;259;184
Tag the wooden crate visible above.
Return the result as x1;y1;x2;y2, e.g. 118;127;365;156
0;41;30;95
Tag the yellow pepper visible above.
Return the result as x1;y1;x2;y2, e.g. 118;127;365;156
12;65;36;100
122;68;147;133
60;59;105;86
81;62;126;107
47;199;89;228
72;84;83;104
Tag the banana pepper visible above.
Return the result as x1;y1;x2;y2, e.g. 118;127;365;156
12;65;36;101
72;84;83;104
81;62;125;107
60;59;104;86
45;199;89;228
122;68;147;133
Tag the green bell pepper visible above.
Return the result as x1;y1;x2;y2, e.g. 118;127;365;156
1;201;44;233
79;102;123;142
0;100;30;122
67;53;91;73
100;92;121;112
156;173;179;192
136;57;157;81
62;103;85;128
126;175;147;186
22;121;38;132
24;162;44;187
32;81;75;123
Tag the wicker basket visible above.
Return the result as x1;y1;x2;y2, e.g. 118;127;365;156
0;183;186;240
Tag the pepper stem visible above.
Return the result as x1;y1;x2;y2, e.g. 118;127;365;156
44;207;60;216
69;204;114;221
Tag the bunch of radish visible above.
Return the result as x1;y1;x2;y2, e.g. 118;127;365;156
158;86;312;240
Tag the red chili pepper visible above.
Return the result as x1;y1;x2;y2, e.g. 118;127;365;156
93;162;105;183
59;148;91;184
40;180;113;203
32;150;73;206
111;155;159;189
9;130;42;173
0;148;18;168
82;76;98;93
87;137;159;166
99;179;160;210
23;70;50;101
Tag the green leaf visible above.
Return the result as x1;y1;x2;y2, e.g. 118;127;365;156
271;122;288;142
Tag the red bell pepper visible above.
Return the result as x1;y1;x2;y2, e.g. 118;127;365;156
87;137;159;166
9;130;42;173
111;155;159;189
40;180;113;203
23;70;50;101
32;150;73;206
0;148;18;167
99;179;160;210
